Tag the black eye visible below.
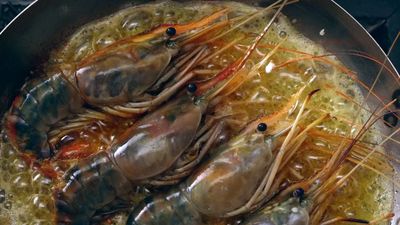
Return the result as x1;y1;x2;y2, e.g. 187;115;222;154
292;188;305;199
165;27;177;37
187;83;197;93
257;123;267;132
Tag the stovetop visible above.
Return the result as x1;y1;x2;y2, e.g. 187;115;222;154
0;0;399;70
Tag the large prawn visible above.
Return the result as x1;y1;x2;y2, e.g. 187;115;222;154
4;8;232;159
239;105;398;225
54;2;289;224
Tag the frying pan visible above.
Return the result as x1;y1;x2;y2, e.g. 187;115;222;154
0;0;399;224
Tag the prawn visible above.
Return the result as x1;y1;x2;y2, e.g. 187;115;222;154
240;105;397;225
5;8;231;158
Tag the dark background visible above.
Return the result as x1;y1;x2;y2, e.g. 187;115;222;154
0;0;399;71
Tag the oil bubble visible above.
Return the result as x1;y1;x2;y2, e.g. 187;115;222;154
319;28;326;36
279;30;287;38
121;10;153;33
4;200;11;209
11;173;31;192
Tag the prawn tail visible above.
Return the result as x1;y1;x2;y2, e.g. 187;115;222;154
5;73;84;158
55;151;132;225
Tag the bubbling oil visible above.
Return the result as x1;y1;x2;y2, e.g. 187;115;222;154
0;1;394;225
0;141;55;225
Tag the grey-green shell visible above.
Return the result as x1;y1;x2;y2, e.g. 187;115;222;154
241;198;309;225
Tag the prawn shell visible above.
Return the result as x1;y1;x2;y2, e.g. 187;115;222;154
241;198;309;225
184;134;274;217
110;95;203;181
75;43;178;105
127;189;202;225
6;73;83;157
56;151;133;225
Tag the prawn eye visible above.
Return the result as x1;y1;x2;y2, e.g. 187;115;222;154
257;123;267;132
292;188;305;199
187;83;197;93
166;27;177;36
